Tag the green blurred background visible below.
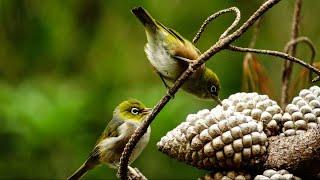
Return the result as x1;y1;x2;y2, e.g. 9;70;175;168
0;0;319;179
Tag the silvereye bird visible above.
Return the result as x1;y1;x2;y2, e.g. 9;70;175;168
68;99;151;180
132;7;221;104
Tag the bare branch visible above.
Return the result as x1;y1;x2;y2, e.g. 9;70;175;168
117;0;282;179
192;7;241;44
227;45;320;80
281;0;302;107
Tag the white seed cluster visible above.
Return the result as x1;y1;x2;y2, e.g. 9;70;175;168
221;93;282;136
201;171;251;180
254;169;301;180
157;108;268;169
281;86;320;136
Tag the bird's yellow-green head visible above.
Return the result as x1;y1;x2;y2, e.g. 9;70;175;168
114;99;152;123
182;68;221;104
202;68;221;103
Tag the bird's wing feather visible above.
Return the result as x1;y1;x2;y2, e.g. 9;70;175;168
100;118;124;140
167;28;185;43
87;118;124;161
156;21;185;43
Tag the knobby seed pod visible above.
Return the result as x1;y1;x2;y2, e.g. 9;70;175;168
157;110;268;170
253;169;301;180
281;86;320;137
221;92;282;136
200;171;251;180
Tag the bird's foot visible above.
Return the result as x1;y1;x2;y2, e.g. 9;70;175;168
187;63;196;72
128;166;147;180
166;89;175;99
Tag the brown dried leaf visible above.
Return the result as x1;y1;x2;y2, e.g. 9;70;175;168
242;53;274;98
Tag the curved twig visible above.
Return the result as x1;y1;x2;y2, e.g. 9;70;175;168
228;45;320;80
284;36;316;83
284;36;316;66
284;37;316;63
281;0;302;107
118;1;282;179
192;7;241;44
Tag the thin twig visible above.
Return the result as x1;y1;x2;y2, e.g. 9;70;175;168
249;18;261;49
192;7;241;44
283;36;316;58
241;18;260;91
228;45;320;79
284;36;316;66
284;37;316;83
118;0;281;179
281;0;302;107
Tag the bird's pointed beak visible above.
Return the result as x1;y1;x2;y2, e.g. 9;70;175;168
142;108;153;114
212;96;222;106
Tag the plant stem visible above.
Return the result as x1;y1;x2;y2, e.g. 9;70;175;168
281;0;302;107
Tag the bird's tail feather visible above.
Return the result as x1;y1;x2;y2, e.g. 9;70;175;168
68;161;97;180
132;7;157;33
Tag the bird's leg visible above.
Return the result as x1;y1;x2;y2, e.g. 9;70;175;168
128;166;147;180
157;72;175;99
157;72;170;89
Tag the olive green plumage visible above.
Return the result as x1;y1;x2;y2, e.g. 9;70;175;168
68;99;151;180
132;7;221;104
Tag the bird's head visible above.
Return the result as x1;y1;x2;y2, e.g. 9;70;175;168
114;99;152;123
203;68;221;105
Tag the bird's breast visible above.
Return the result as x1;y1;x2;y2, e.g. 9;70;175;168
98;122;150;167
145;42;182;79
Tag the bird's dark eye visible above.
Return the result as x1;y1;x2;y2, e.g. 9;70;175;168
209;85;217;94
130;107;140;115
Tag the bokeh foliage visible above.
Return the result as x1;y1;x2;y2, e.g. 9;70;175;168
0;0;319;179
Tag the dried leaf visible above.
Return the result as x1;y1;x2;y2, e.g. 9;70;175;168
242;53;274;98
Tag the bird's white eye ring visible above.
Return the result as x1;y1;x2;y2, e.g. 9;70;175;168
210;85;217;93
130;107;140;115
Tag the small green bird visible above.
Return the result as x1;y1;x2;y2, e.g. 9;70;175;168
132;7;221;104
68;99;151;180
